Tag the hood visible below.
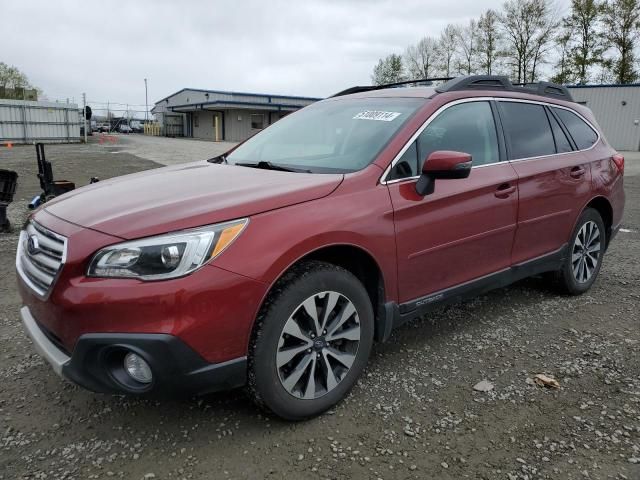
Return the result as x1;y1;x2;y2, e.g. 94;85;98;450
44;161;343;239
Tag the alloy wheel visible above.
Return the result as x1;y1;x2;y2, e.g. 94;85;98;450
276;291;360;399
572;220;601;283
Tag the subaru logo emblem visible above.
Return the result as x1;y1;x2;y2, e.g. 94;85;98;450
27;235;39;255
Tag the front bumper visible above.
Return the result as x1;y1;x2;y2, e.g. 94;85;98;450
21;306;247;395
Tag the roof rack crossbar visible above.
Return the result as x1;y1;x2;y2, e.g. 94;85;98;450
512;81;574;101
435;75;514;93
436;75;574;102
332;75;574;102
331;77;453;98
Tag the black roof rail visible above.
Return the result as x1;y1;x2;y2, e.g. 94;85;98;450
435;75;574;102
331;75;574;102
435;75;514;93
512;81;574;102
331;77;453;97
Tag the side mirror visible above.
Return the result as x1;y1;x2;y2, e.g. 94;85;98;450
416;150;472;196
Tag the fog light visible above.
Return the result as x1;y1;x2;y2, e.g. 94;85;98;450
124;352;153;384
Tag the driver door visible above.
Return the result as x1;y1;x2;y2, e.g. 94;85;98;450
386;100;519;303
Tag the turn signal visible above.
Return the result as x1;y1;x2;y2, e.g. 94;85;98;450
211;222;246;258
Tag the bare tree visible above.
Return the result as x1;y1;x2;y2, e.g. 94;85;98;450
529;2;560;82
500;0;532;82
602;0;640;83
371;54;405;85
438;24;460;77
477;9;502;74
404;36;440;79
563;0;606;84
0;62;33;88
456;20;478;75
551;27;575;83
500;0;558;83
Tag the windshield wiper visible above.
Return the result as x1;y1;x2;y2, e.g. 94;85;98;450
235;161;311;173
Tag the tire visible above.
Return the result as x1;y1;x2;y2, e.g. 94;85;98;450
556;208;606;295
247;260;374;420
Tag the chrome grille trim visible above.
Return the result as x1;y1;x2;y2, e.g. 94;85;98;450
16;220;67;299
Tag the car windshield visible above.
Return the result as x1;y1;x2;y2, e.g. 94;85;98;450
225;97;424;173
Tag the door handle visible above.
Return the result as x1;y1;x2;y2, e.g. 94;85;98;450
570;166;586;178
495;183;516;198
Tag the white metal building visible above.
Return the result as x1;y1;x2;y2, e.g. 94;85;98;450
568;84;640;151
151;88;320;142
150;83;640;150
0;99;80;144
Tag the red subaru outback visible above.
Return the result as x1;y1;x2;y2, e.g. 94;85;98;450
17;76;624;420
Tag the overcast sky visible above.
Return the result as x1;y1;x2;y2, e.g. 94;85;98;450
3;0;570;116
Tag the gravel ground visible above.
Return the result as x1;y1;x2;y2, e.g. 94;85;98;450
0;140;639;480
106;134;237;166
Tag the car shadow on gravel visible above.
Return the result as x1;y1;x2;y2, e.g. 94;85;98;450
138;275;570;422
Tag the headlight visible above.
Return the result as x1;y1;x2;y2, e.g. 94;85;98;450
87;219;248;280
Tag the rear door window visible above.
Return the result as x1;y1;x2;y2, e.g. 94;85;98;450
547;109;574;153
499;102;556;160
552;108;598;150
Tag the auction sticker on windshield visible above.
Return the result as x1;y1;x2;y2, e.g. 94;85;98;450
353;111;402;121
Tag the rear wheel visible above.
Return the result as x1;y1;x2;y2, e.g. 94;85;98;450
247;261;374;420
557;208;605;295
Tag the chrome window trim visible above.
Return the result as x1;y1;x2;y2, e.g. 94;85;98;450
495;98;601;162
380;97;493;185
380;96;601;185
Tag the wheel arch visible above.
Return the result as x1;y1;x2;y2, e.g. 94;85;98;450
583;196;613;247
248;243;390;351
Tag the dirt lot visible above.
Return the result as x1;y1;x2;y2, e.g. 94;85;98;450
1;137;639;480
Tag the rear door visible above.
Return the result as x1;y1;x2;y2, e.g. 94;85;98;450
499;100;594;264
386;100;519;303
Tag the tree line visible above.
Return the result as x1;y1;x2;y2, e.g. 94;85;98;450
372;0;640;87
0;62;37;90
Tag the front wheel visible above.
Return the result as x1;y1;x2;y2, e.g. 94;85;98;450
557;208;606;295
247;261;374;420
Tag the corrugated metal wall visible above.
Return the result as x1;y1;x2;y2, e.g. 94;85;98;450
192;110;215;140
568;85;640;151
154;88;318;142
224;109;282;142
0;99;80;144
189;108;285;142
161;89;317;110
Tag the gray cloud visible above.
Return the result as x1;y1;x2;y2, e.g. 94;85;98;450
2;0;569;113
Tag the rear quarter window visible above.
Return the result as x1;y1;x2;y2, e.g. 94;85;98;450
547;109;573;153
552;108;599;150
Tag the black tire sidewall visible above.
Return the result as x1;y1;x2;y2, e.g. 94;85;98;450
250;263;374;420
561;208;606;294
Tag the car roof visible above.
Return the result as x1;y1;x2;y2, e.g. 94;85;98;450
321;84;596;126
329;76;580;107
331;84;580;109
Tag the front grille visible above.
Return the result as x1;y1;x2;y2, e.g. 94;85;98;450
16;220;67;298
